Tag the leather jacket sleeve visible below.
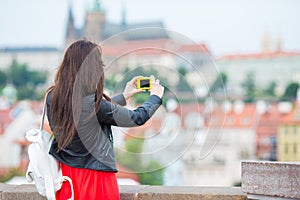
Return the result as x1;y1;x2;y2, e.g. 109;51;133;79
111;94;127;106
97;95;162;127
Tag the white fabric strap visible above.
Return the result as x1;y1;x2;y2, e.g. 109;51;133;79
40;93;47;132
61;176;74;200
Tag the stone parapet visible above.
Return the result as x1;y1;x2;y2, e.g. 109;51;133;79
0;183;246;200
241;161;300;199
120;185;246;200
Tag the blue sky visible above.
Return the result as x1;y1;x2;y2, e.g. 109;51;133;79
0;0;299;56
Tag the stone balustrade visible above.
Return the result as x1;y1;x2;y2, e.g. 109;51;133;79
241;161;300;199
0;184;246;200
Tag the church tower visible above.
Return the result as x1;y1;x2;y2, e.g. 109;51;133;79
276;34;283;52
121;0;127;26
262;32;271;53
83;0;106;42
65;2;78;47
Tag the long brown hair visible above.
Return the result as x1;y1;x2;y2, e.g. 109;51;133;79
49;39;110;151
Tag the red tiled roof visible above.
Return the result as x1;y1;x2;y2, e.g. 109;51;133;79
0;108;13;135
216;51;300;61
174;103;204;128
206;103;257;129
101;39;209;57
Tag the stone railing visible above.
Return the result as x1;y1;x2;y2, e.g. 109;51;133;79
1;161;300;200
0;184;246;200
241;161;300;199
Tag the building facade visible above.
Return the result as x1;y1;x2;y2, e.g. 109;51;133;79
277;103;300;161
216;51;300;98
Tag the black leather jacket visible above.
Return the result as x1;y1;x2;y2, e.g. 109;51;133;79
47;93;162;172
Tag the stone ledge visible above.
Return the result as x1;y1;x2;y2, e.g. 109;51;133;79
0;183;247;200
241;161;300;199
0;183;46;200
120;185;247;200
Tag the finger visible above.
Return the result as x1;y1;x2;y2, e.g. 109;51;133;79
150;75;155;82
131;76;142;84
135;89;144;94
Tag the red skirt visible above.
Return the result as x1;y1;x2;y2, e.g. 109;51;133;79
56;163;120;200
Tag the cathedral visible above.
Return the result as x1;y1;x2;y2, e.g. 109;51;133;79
65;0;169;47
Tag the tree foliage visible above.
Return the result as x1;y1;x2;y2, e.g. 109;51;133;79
139;160;164;185
210;71;227;93
0;59;47;100
115;137;164;185
176;66;192;92
281;82;299;101
0;70;7;89
241;71;256;102
264;81;277;97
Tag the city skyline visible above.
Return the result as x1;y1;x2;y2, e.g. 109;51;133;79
0;0;300;56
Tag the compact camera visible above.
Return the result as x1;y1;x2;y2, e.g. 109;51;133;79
137;77;152;90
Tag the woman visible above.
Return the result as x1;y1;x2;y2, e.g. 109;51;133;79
46;39;164;200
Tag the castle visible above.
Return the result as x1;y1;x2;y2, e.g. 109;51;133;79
0;0;210;89
65;0;169;46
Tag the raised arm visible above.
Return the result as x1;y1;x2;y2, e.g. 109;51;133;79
97;95;162;127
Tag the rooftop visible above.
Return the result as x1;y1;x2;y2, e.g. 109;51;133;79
216;50;300;61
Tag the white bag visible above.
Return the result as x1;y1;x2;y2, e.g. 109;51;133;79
25;96;74;200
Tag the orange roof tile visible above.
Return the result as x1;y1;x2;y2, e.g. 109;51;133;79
101;39;209;57
0;108;13;135
206;103;257;129
216;51;300;61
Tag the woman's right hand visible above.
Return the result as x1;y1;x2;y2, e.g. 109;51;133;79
149;75;164;98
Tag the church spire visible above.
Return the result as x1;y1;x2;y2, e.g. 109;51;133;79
276;34;283;52
121;0;127;26
65;1;77;47
262;31;271;53
92;0;104;13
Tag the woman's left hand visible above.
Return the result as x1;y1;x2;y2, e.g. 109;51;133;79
122;76;143;101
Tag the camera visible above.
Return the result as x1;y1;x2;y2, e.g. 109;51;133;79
137;77;152;90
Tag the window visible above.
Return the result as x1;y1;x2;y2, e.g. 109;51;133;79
285;143;289;155
294;143;298;155
284;126;289;134
262;137;271;145
241;116;250;125
294;126;298;134
226;117;234;125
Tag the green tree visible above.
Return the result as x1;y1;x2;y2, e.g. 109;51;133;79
281;82;299;101
8;59;30;87
115;137;164;185
4;59;47;100
139;160;164;185
176;66;191;92
116;138;145;172
0;70;7;89
105;74;118;92
264;81;277;96
178;66;187;76
210;71;227;93
241;71;256;102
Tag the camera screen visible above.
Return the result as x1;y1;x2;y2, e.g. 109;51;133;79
140;79;150;88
